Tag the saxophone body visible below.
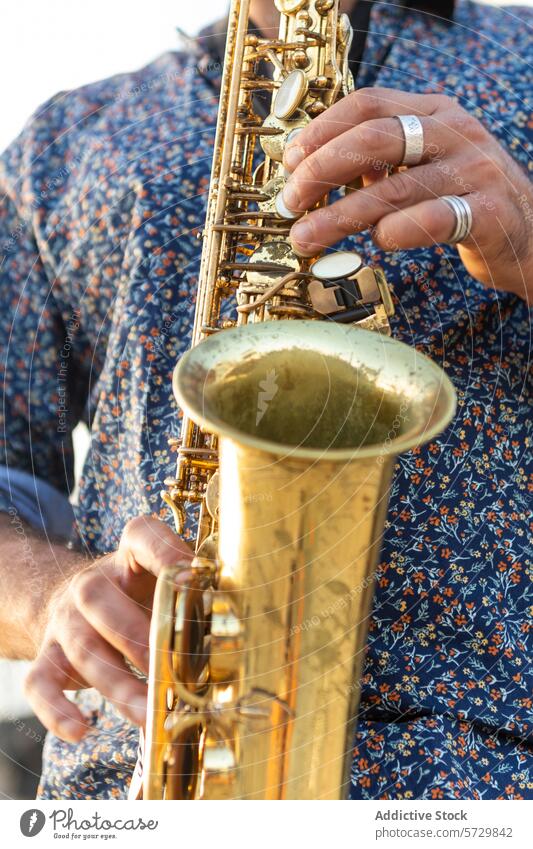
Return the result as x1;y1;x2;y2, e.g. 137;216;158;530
142;0;456;800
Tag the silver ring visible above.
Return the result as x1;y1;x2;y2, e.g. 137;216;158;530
441;195;473;244
395;115;425;166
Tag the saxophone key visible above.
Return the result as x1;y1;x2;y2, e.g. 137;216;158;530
205;470;220;520
275;190;302;220
275;0;307;13
259;111;310;161
311;250;364;281
273;69;308;119
244;240;300;286
308;251;391;324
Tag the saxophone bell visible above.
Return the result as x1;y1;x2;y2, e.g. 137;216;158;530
144;320;456;799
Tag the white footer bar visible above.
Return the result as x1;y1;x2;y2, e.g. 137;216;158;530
4;799;531;848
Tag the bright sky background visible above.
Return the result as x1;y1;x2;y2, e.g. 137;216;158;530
0;1;531;152
0;1;221;153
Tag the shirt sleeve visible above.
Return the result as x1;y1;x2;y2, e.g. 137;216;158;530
0;101;87;496
0;465;74;537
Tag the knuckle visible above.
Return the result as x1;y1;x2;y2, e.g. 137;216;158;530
446;109;486;144
72;571;100;608
301;154;326;188
355;88;381;120
355;122;383;156
344;90;360;111
122;514;147;538
68;631;101;665
44;641;63;665
120;515;150;550
472;154;497;184
417;204;443;237
121;513;191;573
23;665;43;695
436;94;456;111
23;644;62;696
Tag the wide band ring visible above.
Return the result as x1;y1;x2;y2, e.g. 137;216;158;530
395;114;425;166
441;195;473;244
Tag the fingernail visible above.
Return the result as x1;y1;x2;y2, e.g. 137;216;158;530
284;144;305;171
282;181;300;212
290;219;314;254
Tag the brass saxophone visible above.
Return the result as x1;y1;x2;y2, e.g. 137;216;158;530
142;0;456;799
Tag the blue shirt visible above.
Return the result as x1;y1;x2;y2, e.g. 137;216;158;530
0;0;531;799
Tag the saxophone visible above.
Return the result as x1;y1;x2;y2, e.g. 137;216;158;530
141;0;456;799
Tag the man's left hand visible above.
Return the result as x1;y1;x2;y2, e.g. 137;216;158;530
282;87;533;300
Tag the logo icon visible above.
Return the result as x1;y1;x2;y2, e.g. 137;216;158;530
256;369;279;426
20;809;46;838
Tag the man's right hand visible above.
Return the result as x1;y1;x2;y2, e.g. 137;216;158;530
24;516;192;742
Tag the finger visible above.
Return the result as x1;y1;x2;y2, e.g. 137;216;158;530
118;515;193;580
60;621;148;727
371;193;486;252
73;568;151;675
288;160;475;255
283;87;450;171
24;644;90;742
281;115;456;213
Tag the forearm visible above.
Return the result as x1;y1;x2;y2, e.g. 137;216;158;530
0;512;88;661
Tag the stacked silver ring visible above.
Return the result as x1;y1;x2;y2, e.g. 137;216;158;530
395;114;425;166
441;195;473;244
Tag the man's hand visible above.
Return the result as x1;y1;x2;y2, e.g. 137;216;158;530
282;87;533;299
24;516;192;742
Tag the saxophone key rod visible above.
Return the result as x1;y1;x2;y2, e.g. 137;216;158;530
211;223;292;236
234;125;283;135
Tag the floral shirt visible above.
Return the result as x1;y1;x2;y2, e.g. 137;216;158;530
0;0;531;800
